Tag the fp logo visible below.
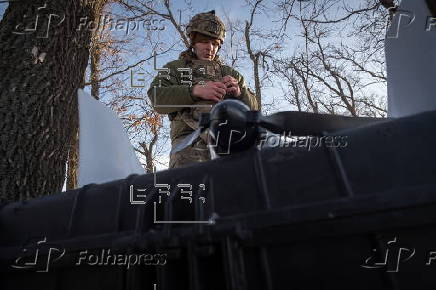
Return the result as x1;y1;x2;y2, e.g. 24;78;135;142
12;3;65;38
11;237;65;272
361;237;415;272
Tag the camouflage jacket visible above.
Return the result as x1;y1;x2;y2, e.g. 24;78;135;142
147;50;259;143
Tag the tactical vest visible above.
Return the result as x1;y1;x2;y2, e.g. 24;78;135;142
170;59;227;135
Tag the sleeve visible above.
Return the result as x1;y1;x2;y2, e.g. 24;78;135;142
147;61;197;114
226;67;259;111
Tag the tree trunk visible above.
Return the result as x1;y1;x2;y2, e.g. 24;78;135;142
0;0;101;202
66;125;79;191
89;3;106;101
245;21;262;109
65;1;106;190
90;44;102;100
252;56;262;108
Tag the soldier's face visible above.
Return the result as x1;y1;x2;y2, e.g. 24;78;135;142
193;39;221;60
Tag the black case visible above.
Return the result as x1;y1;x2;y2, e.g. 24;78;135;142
1;111;436;290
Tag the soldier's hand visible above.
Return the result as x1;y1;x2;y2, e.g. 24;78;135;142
222;75;241;98
192;81;227;102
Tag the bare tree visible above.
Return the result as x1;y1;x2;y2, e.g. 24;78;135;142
221;8;245;68
118;0;191;48
272;0;389;117
244;0;264;107
73;0;180;175
242;0;284;109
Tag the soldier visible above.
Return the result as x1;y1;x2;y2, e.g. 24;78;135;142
147;10;259;168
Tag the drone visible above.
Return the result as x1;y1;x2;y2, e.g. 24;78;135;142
171;99;387;158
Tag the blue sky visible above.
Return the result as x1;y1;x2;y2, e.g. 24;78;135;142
0;0;389;172
0;0;376;112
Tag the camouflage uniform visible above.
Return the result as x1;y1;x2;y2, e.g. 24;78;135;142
147;11;259;168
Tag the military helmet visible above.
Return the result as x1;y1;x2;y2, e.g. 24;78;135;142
186;10;226;43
